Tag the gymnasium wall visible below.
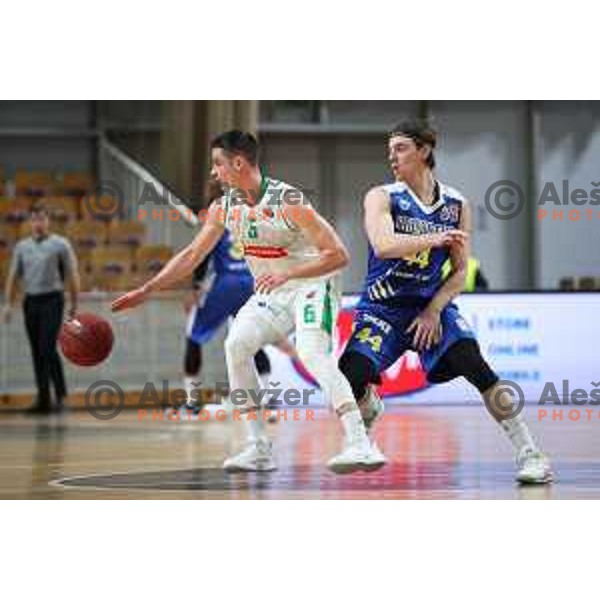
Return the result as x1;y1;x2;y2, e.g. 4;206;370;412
534;101;600;289
0;101;95;174
430;100;531;291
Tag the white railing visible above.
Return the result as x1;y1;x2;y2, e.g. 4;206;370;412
98;135;198;249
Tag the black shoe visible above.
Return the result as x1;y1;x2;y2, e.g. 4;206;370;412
180;400;202;416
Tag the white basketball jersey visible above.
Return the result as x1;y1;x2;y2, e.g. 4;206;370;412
222;177;321;280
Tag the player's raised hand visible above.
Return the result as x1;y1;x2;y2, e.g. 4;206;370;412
255;273;289;294
111;287;150;313
406;308;443;351
431;229;468;249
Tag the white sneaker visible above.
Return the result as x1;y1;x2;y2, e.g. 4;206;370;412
361;385;384;431
223;439;277;472
327;440;386;474
370;441;387;467
516;449;553;484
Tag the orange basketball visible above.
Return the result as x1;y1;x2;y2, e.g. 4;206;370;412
59;313;114;367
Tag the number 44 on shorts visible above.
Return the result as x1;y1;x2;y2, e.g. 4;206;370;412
356;326;383;353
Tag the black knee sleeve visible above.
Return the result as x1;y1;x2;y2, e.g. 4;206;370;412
253;348;271;376
338;350;380;400
427;339;499;393
184;338;202;376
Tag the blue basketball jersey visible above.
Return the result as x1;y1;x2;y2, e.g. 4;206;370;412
362;180;466;302
187;231;253;344
210;230;251;277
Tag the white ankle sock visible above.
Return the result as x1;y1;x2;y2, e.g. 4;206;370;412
340;408;369;446
245;408;267;443
499;414;537;456
183;376;196;405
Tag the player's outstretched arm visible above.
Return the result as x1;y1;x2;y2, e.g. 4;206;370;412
364;186;467;259
254;193;349;293
111;204;225;312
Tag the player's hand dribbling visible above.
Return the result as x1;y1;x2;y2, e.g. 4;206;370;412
431;229;468;249
406;308;443;351
255;273;289;294
111;286;150;312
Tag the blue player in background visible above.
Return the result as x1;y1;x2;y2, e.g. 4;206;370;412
339;119;552;484
181;179;271;413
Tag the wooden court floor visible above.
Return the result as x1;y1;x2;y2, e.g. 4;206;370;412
0;405;599;499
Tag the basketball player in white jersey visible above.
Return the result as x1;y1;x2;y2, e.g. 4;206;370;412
112;130;384;473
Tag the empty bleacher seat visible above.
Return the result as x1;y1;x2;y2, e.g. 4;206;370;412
107;220;146;249
62;172;94;198
44;196;80;222
92;247;134;291
80;195;124;222
0;223;19;250
15;171;54;198
65;220;107;249
135;245;173;277
0;198;31;225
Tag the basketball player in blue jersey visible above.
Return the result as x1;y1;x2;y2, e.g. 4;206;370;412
339;119;552;484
